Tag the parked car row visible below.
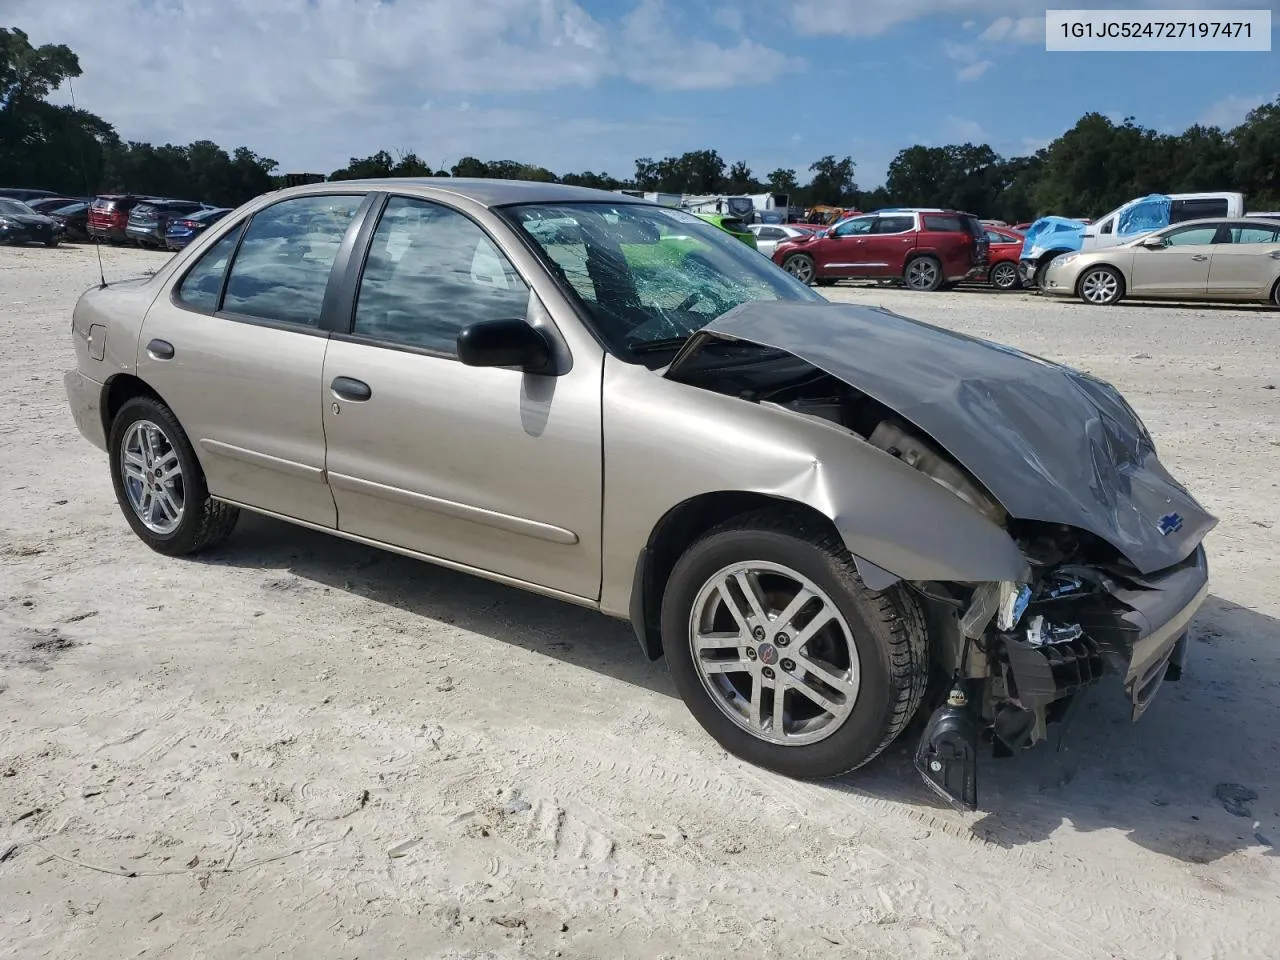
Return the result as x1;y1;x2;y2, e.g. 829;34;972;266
0;187;232;251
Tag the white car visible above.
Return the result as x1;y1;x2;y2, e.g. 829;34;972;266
748;223;815;257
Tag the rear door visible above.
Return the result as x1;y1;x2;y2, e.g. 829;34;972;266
1129;222;1224;297
1207;222;1280;297
859;214;917;277
137;192;370;526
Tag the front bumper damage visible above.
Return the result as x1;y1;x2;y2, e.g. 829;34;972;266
915;546;1209;810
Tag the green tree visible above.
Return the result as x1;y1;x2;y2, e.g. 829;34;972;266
767;168;798;194
806;155;857;205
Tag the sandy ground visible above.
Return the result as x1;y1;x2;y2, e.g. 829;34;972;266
1;242;1278;960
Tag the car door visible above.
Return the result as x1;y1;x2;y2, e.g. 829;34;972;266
860;215;917;278
320;194;603;600
1128;223;1223;297
1207;222;1280;298
814;216;875;276
137;192;368;526
754;226;785;257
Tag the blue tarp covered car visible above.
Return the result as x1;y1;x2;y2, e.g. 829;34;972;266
1019;194;1174;286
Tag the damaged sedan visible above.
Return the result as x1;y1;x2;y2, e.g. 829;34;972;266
63;180;1214;809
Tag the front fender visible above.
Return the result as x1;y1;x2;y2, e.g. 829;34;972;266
598;358;1028;618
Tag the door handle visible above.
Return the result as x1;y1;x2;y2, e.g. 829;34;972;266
1190;255;1208;262
330;376;371;402
1270;250;1280;260
146;338;175;360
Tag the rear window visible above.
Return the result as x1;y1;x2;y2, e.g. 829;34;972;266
922;214;964;232
722;218;748;233
1170;198;1229;223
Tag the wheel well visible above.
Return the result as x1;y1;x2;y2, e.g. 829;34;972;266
1270;274;1280;306
1075;262;1125;298
629;492;839;661
101;374;164;440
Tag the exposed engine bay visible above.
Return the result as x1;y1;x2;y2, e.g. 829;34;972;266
668;336;1209;810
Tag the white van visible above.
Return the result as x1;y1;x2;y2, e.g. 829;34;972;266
1082;192;1245;251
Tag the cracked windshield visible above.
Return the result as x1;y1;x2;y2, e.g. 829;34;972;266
508;202;820;358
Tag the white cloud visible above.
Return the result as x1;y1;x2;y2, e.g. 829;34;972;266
978;15;1042;43
712;5;745;32
11;0;798;171
957;60;995;82
944;117;988;142
1200;92;1275;129
621;0;803;90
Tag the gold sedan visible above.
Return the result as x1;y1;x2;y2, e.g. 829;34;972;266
1040;217;1280;307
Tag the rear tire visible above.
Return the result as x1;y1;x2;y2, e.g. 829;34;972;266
661;509;929;779
903;256;943;292
109;396;239;556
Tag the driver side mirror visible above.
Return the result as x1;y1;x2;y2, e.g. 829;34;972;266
1141;235;1167;249
457;318;552;373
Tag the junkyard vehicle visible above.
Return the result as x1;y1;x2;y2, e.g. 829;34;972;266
48;202;91;242
64;180;1214;809
1041;216;1280;307
0;197;62;246
749;223;815;258
126;200;207;248
693;212;757;249
165;207;232;250
980;226;1024;289
773;209;989;291
1020;192;1245;288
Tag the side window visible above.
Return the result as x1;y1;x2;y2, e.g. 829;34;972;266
221;194;363;327
1170;198;1228;223
175;223;244;312
873;216;915;234
985;229;1006;244
833;217;874;237
758;227;785;241
353;196;531;356
1229;224;1280;244
1100;218;1114;235
922;215;963;232
1163;225;1221;246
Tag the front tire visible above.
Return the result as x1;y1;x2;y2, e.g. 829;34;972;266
109;396;239;555
903;256;943;292
782;253;816;285
661;510;928;779
1077;265;1124;306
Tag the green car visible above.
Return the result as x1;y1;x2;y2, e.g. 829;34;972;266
694;213;757;249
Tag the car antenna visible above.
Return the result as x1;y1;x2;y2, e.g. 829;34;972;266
67;77;108;288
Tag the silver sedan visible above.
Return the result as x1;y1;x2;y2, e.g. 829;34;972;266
1041;217;1280;306
64;179;1213;809
748;223;815;257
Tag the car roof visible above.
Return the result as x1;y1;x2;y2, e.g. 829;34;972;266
282;177;638;208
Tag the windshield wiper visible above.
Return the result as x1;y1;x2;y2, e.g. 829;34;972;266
628;335;691;355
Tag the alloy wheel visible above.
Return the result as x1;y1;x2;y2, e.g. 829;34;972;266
784;256;814;284
1080;268;1120;305
688;561;861;746
905;259;939;291
990;262;1018;289
120;419;186;535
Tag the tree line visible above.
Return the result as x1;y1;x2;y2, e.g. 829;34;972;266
3;27;1278;221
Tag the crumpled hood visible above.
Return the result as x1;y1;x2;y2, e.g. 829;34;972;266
683;301;1217;575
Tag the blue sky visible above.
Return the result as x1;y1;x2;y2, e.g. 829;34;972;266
13;0;1280;186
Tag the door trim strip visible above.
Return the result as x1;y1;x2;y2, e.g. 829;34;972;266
326;471;580;545
199;438;326;483
211;497;598;609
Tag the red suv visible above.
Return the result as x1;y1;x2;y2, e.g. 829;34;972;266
772;209;989;291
